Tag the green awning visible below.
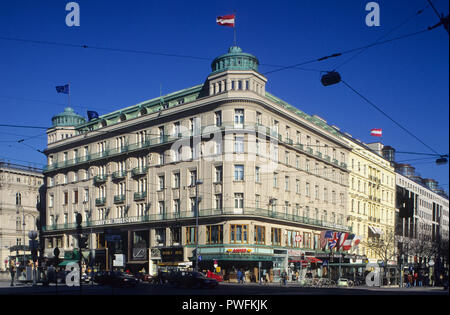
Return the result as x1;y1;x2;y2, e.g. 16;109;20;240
59;260;79;266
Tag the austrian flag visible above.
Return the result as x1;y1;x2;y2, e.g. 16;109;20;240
217;14;235;27
370;128;383;137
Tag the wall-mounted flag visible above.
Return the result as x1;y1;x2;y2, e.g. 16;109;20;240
342;234;355;251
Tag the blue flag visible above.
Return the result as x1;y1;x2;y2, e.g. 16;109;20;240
87;110;99;121
56;84;70;94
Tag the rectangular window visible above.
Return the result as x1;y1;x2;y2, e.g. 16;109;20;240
215;166;223;183
285;176;289;191
255;194;261;209
158;175;165;191
206;225;223;244
73;190;78;204
173;199;180;214
234;109;244;127
214;194;222;210
215;111;222;127
271;228;281;246
273;173;278;188
234;165;244;181
230;224;248;244
190;170;197;186
255;166;260;182
173;172;180;188
234;193;244;210
254;226;265;245
49;194;54;208
234;136;244;153
63;191;68;205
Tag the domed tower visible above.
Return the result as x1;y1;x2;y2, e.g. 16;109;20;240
47;107;86;144
207;46;267;97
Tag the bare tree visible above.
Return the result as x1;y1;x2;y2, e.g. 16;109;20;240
363;229;398;285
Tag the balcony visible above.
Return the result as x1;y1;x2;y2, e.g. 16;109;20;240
295;143;304;151
42;207;351;232
112;170;127;181
315;151;322;159
95;197;106;206
306;147;313;155
285;138;293;145
132;166;148;177
332;159;339;166
134;191;147;201
93;175;107;185
113;195;126;204
340;162;347;169
324;155;331;162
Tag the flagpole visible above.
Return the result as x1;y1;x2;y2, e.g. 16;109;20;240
233;10;237;46
68;82;71;108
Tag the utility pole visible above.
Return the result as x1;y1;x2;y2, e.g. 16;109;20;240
194;179;203;272
76;213;83;295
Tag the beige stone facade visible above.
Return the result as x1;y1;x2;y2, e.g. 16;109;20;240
0;162;43;271
42;47;354;279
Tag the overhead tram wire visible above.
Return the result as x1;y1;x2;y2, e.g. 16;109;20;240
332;5;429;70
0;22;439;80
1;120;447;159
340;80;443;157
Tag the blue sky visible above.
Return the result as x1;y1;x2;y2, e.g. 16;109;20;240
0;0;448;192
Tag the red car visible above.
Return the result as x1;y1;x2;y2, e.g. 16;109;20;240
206;270;223;282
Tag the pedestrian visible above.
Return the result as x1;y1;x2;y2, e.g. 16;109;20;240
261;269;266;284
236;270;242;284
281;270;287;286
10;265;15;286
408;274;413;288
418;273;423;287
414;272;418;287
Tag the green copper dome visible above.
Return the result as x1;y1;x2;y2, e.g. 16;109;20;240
51;107;86;127
211;46;259;74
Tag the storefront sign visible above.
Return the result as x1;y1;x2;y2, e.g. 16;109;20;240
93;217;141;226
113;254;125;267
288;249;303;256
225;248;252;254
160;247;184;262
132;247;147;260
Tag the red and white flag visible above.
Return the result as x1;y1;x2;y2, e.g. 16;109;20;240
353;235;362;247
217;14;235;27
370;128;382;137
342;234;355;251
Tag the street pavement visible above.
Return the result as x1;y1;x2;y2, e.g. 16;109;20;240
0;280;448;295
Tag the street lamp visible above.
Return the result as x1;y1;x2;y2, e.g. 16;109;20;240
194;179;203;272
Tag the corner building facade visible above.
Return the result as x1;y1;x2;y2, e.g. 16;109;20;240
42;47;351;281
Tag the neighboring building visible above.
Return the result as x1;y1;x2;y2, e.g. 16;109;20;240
338;137;396;265
383;146;449;283
0;162;44;271
42;46;353;281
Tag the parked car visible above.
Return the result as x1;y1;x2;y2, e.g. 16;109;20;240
93;271;139;287
110;272;139;287
206;270;224;282
337;278;350;287
180;271;219;289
